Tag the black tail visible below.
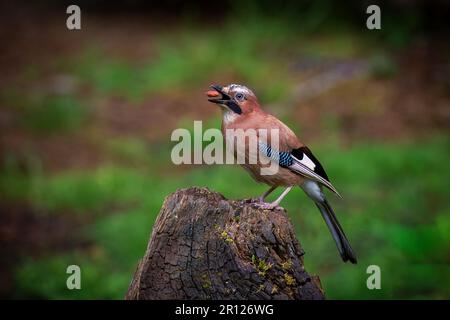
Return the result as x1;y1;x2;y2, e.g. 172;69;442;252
315;199;357;264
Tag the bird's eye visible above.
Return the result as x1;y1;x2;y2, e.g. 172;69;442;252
235;93;245;101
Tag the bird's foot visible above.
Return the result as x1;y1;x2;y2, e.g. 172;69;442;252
252;201;283;211
250;196;265;203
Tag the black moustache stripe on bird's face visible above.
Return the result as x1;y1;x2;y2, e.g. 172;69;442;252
208;85;242;115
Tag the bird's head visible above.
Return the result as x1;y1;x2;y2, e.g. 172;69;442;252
206;84;259;116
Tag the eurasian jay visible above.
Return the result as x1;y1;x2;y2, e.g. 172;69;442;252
207;84;357;264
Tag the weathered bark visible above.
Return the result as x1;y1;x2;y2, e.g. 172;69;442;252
126;187;325;300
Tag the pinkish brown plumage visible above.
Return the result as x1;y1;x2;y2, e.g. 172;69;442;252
207;84;357;264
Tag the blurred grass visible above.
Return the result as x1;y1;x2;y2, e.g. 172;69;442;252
3;135;449;299
24;96;88;134
5;93;89;134
64;18;312;103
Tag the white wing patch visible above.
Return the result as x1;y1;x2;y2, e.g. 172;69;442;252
292;154;316;170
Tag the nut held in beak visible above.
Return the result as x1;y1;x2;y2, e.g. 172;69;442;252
206;90;220;98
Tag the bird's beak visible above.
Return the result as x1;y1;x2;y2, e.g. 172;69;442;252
207;85;231;105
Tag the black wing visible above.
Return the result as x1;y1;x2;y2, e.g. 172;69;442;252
291;146;330;182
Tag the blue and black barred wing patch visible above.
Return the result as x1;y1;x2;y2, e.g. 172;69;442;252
258;143;293;167
259;143;341;197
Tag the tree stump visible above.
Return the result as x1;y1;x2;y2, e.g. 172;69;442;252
125;187;325;300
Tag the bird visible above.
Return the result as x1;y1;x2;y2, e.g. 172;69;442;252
206;83;357;264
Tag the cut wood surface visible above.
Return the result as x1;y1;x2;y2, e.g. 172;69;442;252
126;187;325;300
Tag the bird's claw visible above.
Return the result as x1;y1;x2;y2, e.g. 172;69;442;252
252;202;283;211
249;197;265;203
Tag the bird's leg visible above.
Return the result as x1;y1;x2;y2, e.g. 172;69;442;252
257;186;293;210
257;186;277;203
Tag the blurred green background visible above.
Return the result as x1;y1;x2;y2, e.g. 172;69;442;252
0;1;449;299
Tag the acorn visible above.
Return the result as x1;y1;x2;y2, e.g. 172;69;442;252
206;90;220;98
